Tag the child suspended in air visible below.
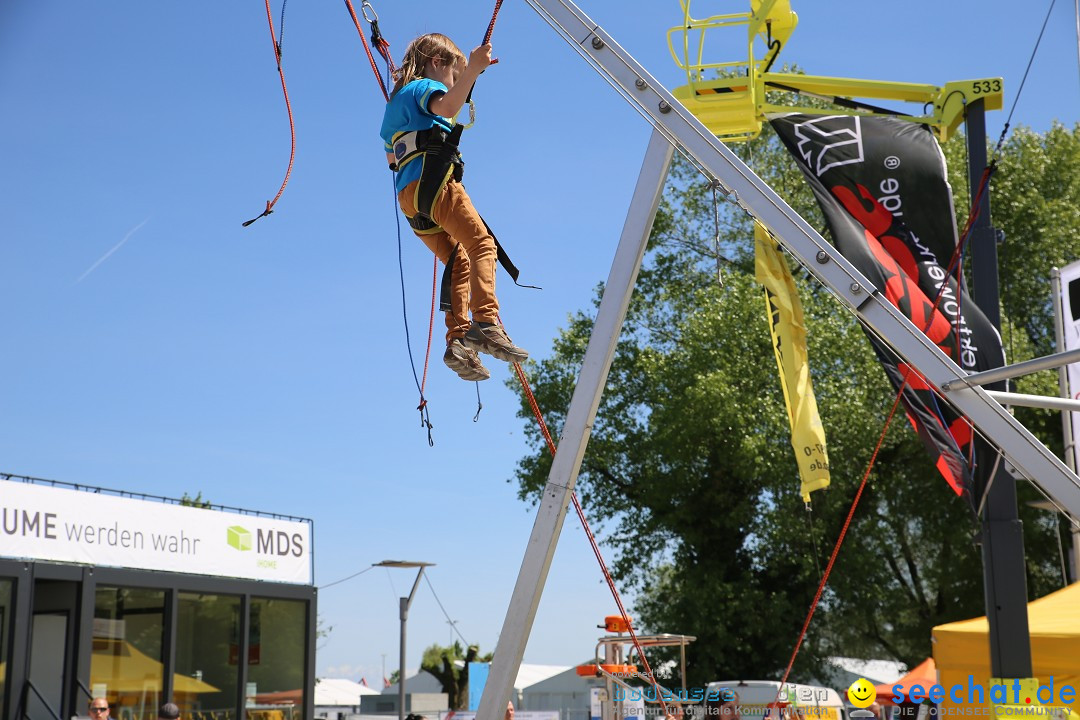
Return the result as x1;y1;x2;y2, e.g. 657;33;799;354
381;33;528;382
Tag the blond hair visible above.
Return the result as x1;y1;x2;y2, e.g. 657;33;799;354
392;33;466;95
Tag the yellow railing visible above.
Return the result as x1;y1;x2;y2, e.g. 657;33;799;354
666;1;1000;142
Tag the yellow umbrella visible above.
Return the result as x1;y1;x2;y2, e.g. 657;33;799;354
91;640;219;694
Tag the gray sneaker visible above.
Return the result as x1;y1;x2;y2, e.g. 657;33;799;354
464;321;529;363
443;338;491;381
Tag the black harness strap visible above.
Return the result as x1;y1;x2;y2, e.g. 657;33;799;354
437;216;540;313
439;244;459;312
403;123;540;313
407;214;440;233
399;127;464;221
482;216;522;284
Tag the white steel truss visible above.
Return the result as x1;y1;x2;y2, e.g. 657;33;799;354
475;3;1080;720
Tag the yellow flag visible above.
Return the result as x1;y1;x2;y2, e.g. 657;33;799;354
754;222;830;502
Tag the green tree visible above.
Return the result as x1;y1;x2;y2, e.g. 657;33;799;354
945;123;1080;454
180;491;212;508
512;121;1079;679
420;642;493;710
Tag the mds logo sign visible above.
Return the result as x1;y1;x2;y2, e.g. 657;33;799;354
227;525;304;557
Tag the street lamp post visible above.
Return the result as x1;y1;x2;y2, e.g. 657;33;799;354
375;560;435;720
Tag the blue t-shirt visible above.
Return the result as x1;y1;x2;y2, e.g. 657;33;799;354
381;78;455;192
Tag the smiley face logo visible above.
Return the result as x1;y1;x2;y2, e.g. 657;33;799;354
847;678;876;708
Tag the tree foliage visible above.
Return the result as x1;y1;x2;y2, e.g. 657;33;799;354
180;491;212;508
512;119;1080;680
420;641;493;710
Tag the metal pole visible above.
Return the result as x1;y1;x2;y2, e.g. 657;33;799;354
1074;521;1080;586
942;348;1080;390
966;98;1033;678
399;567;427;720
399;596;407;720
475;128;675;720
985;390;1080;412
1051;267;1080;582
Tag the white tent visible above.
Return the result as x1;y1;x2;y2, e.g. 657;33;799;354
382;663;570;697
317;678;381;705
821;657;907;689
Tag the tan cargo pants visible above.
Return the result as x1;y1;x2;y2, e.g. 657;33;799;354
398;179;500;342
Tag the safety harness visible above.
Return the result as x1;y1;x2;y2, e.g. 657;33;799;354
390;122;531;313
391;127;464;235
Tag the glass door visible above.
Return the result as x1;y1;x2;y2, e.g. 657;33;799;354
28;611;68;719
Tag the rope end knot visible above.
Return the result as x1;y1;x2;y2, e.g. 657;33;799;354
242;201;275;227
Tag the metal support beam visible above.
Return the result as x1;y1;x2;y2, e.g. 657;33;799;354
966;98;1032;680
942;348;1080;390
986;390;1080;412
476;129;674;720
1052;267;1080;582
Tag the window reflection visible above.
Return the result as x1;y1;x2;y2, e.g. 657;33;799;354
175;593;239;720
248;598;306;720
0;579;11;713
91;586;166;720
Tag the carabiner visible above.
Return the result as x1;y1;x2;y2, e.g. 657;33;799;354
361;0;378;23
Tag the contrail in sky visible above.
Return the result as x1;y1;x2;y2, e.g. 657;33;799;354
75;217;151;284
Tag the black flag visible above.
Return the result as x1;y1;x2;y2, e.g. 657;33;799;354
770;113;1005;498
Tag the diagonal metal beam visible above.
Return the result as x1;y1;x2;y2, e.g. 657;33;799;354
477;2;1080;719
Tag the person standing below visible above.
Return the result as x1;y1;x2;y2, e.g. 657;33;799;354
706;690;741;720
88;698;111;719
719;691;741;720
381;33;529;382
157;702;181;720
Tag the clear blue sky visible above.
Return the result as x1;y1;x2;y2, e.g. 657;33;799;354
3;0;1078;682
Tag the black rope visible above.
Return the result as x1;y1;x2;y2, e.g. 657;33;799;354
994;0;1058;158
320;564;375;590
805;502;823;582
1075;0;1080;100
711;180;724;286
762;22;781;73
473;380;483;422
277;0;288;57
380;56;435;446
765;80;904;116
1056;511;1070;586
424;574;473;647
392;170;435;446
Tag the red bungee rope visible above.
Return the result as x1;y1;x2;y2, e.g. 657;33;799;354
243;0;297;227
474;5;662;700
512;360;672;720
419;256;438;411
365;2;397;81
483;0;505;45
343;0;392;102
773;160;997;700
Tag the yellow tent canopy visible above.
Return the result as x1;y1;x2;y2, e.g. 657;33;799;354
933;582;1080;710
91;640;219;694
